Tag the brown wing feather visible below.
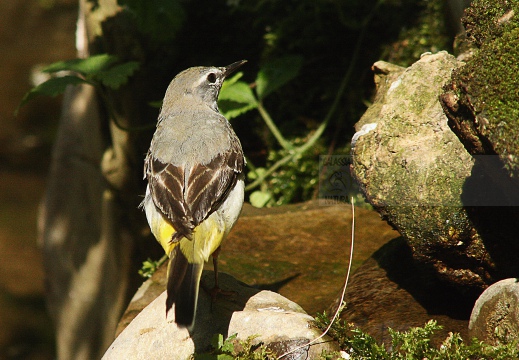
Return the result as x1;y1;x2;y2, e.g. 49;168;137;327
186;143;243;225
145;153;194;239
145;137;243;241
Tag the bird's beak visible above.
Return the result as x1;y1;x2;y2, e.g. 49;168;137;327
223;60;247;78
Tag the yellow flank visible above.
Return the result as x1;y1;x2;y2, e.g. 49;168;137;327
150;210;226;264
149;214;176;255
180;216;225;264
159;222;177;255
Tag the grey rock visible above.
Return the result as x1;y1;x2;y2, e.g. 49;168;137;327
469;278;519;346
105;272;259;359
228;290;337;359
103;271;338;359
104;291;194;360
115;264;169;338
110;200;396;359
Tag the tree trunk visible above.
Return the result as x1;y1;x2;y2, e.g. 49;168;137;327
38;1;167;358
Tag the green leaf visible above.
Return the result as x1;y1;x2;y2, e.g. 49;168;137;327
219;100;257;120
219;79;258;119
221;72;244;90
42;55;140;89
138;258;160;278
16;75;87;115
220;336;235;353
250;190;272;208
247;167;266;181
148;100;163;108
210;333;223;350
255;55;303;100
226;333;238;342
216;355;233;360
43;54;117;75
95;61;140;89
219;80;257;105
193;354;217;360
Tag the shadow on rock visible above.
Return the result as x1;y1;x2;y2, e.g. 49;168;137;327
334;237;474;346
104;271;338;359
253;273;301;292
461;156;519;289
104;271;257;358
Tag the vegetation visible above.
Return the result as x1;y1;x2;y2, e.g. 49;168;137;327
16;54;140;126
20;0;453;208
138;256;166;279
193;333;275;360
190;318;519;359
462;0;519;47
315;314;519;359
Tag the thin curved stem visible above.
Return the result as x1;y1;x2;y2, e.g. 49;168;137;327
96;85;156;132
277;198;356;359
246;0;383;193
257;101;293;151
245;150;295;191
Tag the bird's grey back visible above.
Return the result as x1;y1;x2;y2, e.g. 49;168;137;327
150;103;236;167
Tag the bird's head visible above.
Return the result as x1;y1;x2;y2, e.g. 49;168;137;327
162;60;247;113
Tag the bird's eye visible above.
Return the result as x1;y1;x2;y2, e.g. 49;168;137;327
207;73;217;84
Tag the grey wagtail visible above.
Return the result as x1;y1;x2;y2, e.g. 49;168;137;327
141;60;246;329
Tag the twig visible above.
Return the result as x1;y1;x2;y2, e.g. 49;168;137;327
277;197;356;359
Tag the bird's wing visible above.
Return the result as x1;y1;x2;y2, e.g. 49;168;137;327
145;138;244;241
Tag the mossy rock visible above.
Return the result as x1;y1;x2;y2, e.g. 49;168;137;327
351;49;519;296
462;0;519;47
351;52;494;293
441;0;519;185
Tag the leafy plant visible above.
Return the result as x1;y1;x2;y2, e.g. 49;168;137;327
16;54;139;123
314;313;519;359
255;137;323;207
219;1;389;208
219;55;336;207
138;256;167;279
193;333;275;360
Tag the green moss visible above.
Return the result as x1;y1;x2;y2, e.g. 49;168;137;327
462;0;519;47
453;27;519;176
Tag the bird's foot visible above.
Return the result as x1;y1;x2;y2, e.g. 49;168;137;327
201;283;237;303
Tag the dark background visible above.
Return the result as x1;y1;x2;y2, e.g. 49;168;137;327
0;0;459;358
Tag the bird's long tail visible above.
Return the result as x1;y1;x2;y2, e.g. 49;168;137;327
166;245;203;329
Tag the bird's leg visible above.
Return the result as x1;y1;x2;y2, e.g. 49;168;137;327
203;246;236;302
212;246;222;290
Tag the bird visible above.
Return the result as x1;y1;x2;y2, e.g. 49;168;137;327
141;60;246;329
